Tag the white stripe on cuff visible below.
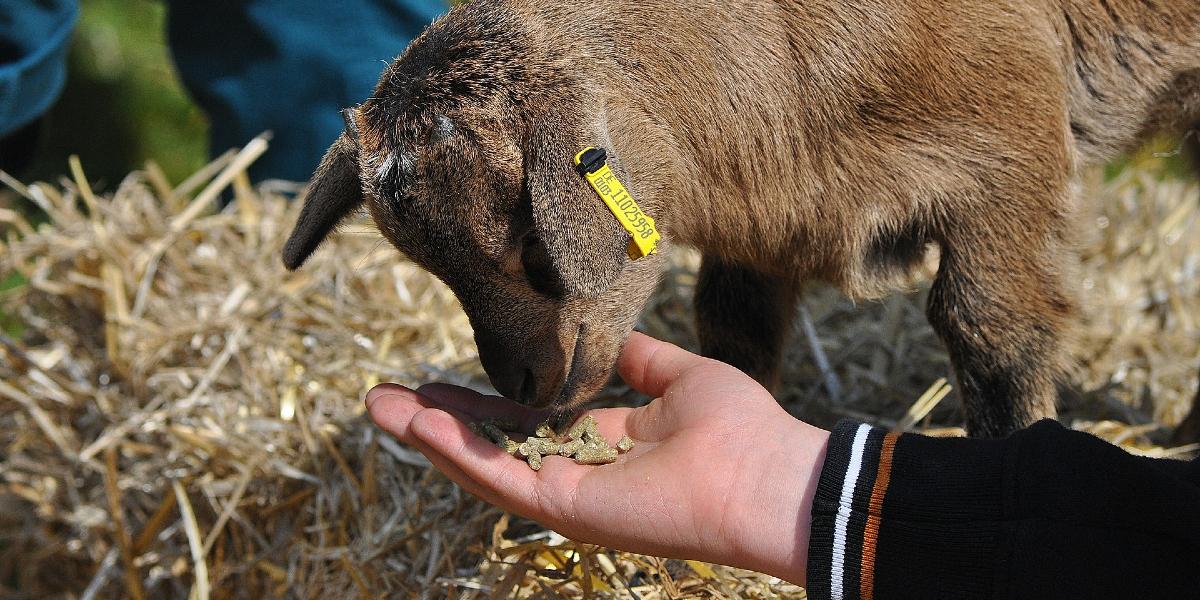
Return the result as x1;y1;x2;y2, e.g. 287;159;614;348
831;423;872;600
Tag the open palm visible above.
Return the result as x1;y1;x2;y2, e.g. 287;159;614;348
367;332;828;581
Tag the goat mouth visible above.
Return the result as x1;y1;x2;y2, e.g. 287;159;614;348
546;323;586;409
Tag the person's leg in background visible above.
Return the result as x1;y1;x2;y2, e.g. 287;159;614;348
165;0;446;183
0;1;78;175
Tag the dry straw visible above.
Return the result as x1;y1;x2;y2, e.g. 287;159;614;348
1;138;1197;598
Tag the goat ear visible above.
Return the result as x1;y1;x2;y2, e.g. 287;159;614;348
282;133;364;270
525;126;627;297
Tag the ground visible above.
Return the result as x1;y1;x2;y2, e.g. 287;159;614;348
0;143;1196;597
6;1;1193;596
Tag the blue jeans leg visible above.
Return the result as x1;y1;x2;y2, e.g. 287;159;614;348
165;0;446;182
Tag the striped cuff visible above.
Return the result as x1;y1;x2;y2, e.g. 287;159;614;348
806;422;899;600
806;421;1007;600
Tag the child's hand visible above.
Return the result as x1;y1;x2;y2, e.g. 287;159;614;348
366;332;829;583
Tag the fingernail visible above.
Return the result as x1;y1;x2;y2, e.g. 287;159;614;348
365;383;409;410
364;392;381;411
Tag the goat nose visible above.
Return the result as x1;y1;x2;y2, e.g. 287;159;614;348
518;368;537;405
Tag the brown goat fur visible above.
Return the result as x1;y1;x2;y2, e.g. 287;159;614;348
283;0;1200;438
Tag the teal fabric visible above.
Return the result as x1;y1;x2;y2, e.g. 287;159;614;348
0;0;444;181
0;0;77;138
166;0;446;182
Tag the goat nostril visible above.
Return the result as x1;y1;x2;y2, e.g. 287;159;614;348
519;369;537;405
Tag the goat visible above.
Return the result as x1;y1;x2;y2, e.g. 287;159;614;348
282;0;1200;438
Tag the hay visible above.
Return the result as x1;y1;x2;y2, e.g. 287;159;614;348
0;141;799;598
1;140;1196;597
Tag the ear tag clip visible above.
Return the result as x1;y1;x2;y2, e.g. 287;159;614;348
573;147;661;260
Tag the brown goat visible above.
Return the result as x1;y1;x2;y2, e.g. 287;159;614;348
282;0;1200;438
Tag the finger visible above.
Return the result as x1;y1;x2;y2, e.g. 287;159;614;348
407;407;544;511
587;407;638;443
367;389;536;510
367;384;494;444
401;420;524;512
365;389;514;506
365;382;415;407
365;384;435;444
367;388;597;526
616;331;710;398
417;383;553;432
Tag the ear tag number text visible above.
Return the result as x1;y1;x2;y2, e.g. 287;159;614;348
573;146;661;260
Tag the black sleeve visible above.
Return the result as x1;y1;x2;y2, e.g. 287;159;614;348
805;420;1200;600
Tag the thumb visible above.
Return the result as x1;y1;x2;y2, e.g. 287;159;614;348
617;331;712;398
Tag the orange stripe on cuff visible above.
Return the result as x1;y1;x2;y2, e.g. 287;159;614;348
860;432;899;600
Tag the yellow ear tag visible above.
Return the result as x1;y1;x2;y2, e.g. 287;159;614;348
574;147;661;260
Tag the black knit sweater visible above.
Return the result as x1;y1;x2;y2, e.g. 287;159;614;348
806;420;1200;599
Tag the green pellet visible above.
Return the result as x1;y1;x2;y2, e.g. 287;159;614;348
527;437;560;455
573;443;618;465
583;427;607;447
471;415;626;470
534;421;557;439
558;438;585;457
566;415;597;440
481;422;509;446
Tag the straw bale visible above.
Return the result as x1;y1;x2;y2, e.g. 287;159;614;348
1;141;1196;598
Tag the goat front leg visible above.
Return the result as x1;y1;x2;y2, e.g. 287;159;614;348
927;222;1076;438
694;255;798;391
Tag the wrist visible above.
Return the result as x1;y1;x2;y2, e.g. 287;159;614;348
725;415;830;583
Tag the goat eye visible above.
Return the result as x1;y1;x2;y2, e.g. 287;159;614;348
520;233;565;298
